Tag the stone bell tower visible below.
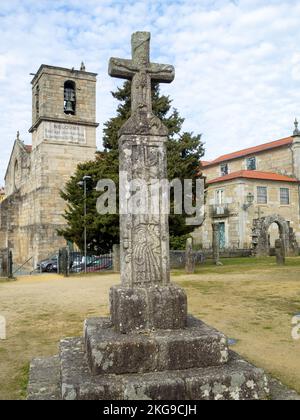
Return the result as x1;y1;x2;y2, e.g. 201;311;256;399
26;64;98;264
30;63;98;154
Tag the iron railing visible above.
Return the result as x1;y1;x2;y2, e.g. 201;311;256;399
210;204;230;218
68;251;113;274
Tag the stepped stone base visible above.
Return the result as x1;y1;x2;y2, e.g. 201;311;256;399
27;356;61;401
28;338;268;400
84;316;229;375
28;351;300;400
28;315;271;401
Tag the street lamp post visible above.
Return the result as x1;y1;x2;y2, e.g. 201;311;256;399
242;192;255;211
78;175;92;273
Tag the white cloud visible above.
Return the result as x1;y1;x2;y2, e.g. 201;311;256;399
0;56;7;80
0;0;300;184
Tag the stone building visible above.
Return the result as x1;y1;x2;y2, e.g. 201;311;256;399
0;188;5;203
0;64;98;266
196;123;300;255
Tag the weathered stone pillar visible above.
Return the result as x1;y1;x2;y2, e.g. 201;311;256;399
212;223;222;266
0;248;11;278
289;227;299;257
275;239;285;265
58;248;69;277
185;237;195;274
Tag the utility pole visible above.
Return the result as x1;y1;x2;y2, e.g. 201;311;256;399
78;175;92;273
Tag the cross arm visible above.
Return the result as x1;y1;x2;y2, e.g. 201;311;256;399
108;58;137;80
149;63;175;83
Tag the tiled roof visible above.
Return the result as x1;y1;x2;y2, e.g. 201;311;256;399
202;137;293;167
207;170;299;185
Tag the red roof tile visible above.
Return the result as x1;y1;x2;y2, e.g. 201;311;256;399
202;137;293;167
207;170;299;185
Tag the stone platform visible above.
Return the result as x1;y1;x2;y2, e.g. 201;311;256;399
84;316;229;375
28;316;270;400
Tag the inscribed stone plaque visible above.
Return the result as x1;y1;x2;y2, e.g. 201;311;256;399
44;122;86;144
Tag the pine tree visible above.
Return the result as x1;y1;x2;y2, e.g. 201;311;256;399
59;81;205;252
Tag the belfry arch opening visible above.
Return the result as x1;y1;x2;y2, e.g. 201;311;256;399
64;80;76;115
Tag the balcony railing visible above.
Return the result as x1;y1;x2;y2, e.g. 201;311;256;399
210;204;230;218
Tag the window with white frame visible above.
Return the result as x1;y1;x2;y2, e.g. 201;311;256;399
246;157;257;171
257;186;267;204
216;189;224;205
280;188;290;205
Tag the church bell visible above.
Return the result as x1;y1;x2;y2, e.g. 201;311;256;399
64;100;75;114
64;86;76;115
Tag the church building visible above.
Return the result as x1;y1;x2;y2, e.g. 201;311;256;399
0;64;98;266
0;188;5;203
196;123;300;256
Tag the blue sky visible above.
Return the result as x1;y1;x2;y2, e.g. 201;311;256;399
1;0;300;183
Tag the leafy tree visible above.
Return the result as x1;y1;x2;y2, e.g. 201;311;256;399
59;81;205;252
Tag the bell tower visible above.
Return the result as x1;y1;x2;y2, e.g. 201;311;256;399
26;64;98;264
30;64;98;151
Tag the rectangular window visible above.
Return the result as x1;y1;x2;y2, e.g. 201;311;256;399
257;186;267;204
247;157;256;171
216;189;224;205
280;188;290;205
220;163;228;176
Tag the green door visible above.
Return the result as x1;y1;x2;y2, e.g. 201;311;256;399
218;223;226;249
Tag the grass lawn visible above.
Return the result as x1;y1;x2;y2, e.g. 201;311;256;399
0;256;300;400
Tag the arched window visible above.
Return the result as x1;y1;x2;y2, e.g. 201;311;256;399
14;160;20;190
64;80;76;115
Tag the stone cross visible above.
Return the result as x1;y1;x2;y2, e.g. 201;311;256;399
109;32;187;333
109;32;175;114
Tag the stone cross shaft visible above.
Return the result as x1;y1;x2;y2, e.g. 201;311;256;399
109;32;175;114
108;32;175;289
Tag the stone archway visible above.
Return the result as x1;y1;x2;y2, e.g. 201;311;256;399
252;214;296;257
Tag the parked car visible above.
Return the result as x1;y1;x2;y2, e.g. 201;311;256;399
37;252;112;274
37;255;58;272
37;251;83;273
70;255;112;273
